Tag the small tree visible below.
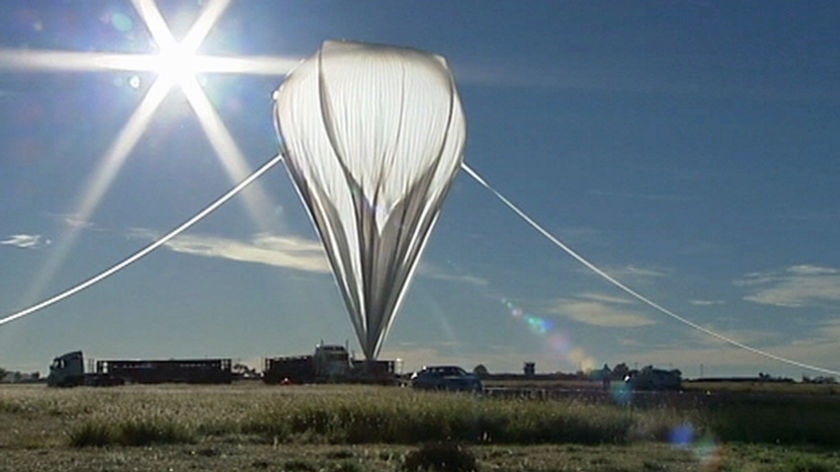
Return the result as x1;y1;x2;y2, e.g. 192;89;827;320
611;363;630;381
473;364;488;378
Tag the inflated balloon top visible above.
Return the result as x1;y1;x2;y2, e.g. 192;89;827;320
274;40;466;360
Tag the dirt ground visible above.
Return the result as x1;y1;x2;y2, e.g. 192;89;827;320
2;441;839;472
0;442;708;472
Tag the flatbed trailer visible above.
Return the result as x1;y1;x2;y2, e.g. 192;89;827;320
47;351;233;386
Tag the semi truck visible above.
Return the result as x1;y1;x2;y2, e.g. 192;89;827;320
47;351;233;387
46;351;124;387
263;343;397;384
47;345;395;387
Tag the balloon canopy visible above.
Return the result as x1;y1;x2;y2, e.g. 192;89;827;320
274;40;467;360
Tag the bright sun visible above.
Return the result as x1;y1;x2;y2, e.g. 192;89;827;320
154;42;199;87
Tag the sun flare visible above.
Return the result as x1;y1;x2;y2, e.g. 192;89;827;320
0;0;292;323
153;42;200;87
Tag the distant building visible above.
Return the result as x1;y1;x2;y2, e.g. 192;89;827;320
523;362;535;377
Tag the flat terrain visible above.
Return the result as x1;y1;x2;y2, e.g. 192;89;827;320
0;382;838;471
5;442;833;472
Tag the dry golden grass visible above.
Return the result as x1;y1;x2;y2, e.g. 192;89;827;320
0;383;838;471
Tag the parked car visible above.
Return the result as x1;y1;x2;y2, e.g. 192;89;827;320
409;365;483;392
624;366;682;391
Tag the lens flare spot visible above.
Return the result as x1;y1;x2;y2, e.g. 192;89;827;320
569;348;596;371
609;382;633;405
111;13;134;33
667;424;723;470
224;96;244;115
525;315;551;334
100;11;133;33
693;433;723;470
548;333;570;353
498;298;597;372
669;423;695;448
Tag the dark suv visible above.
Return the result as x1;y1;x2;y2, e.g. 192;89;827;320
409;365;483;392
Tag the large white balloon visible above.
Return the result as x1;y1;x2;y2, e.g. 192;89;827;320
274;40;466;359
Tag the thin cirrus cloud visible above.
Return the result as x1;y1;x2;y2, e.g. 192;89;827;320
129;229;329;273
690;299;727;306
576;264;669;281
819;319;840;339
416;263;489;287
0;234;50;249
128;229;496;285
616;265;669;279
545;293;655;328
61;215;95;230
737;265;840;308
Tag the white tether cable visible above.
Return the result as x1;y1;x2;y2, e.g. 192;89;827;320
462;163;839;377
0;154;284;327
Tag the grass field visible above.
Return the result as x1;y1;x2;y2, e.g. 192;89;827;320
1;382;838;471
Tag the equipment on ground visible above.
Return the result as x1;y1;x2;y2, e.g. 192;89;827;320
262;343;397;384
624;366;682;391
46;351;232;387
46;351;123;387
409;365;483;392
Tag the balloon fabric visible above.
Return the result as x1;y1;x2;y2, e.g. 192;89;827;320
274;40;467;360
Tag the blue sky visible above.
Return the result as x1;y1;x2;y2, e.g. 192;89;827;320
1;0;839;378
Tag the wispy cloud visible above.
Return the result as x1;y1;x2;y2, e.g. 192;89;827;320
737;265;840;308
618;265;669;279
46;212;100;231
0;234;50;249
577;292;637;305
61;214;95;230
690;299;726;306
544;293;655;328
692;324;780;347
417;263;489;287
571;265;669;293
583;265;669;282
129;228;492;284
129;229;329;273
817;319;840;340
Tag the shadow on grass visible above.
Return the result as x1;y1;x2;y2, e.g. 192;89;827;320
69;420;194;447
